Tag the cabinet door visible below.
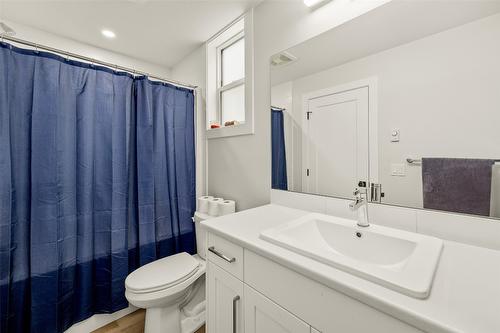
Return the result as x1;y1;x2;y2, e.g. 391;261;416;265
244;285;310;333
207;261;244;333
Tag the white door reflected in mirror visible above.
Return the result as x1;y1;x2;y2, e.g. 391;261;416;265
304;86;369;198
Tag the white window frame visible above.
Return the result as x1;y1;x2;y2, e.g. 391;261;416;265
206;10;254;139
216;31;245;125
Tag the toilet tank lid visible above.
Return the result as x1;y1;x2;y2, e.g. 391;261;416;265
125;252;199;293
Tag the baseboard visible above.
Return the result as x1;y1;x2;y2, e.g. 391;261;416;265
64;305;138;333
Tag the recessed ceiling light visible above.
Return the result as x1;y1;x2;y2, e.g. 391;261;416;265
101;29;116;39
304;0;329;8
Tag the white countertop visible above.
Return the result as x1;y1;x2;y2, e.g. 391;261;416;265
201;204;500;333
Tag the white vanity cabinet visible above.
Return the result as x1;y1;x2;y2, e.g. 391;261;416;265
206;259;313;333
244;285;310;333
206;231;424;333
207;261;244;333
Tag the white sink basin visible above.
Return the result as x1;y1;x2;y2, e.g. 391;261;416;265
260;213;443;298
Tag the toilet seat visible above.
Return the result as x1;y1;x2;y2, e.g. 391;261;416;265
126;252;200;294
125;255;206;310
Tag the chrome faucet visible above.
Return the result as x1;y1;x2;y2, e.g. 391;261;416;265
349;188;369;227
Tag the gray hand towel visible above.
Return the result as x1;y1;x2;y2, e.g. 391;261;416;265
422;158;494;216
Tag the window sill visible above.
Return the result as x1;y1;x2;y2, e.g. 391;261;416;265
206;121;254;139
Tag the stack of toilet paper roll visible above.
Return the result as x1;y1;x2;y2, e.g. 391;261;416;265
197;196;236;217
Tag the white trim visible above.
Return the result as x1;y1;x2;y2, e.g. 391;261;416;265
302;98;310;193
206;12;246;45
368;78;379;185
218;78;245;93
65;306;137;333
300;77;379;192
206;9;254;139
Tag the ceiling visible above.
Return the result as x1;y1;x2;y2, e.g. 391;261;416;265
271;0;500;85
0;0;260;68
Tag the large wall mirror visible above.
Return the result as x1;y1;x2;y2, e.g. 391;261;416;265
270;1;500;219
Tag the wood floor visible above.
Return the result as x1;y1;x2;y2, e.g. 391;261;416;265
92;309;205;333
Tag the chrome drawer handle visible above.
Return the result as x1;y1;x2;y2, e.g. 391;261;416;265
208;246;236;263
233;295;240;333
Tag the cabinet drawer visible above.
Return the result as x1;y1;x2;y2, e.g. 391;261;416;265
207;232;244;280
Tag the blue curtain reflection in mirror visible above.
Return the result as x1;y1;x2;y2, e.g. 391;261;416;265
271;107;288;190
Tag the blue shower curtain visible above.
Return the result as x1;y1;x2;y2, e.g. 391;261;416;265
271;109;288;190
0;42;196;333
134;78;196;265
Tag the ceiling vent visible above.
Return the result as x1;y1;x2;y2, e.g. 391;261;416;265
270;51;297;67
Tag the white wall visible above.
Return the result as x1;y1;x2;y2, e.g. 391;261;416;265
281;13;500;211
171;46;208;201
171;0;389;210
4;19;170;77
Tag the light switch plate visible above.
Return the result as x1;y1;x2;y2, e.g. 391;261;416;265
391;163;406;176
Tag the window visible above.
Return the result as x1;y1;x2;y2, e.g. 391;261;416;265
217;32;245;125
206;11;254;139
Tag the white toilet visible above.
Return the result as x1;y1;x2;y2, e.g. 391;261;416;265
125;211;211;333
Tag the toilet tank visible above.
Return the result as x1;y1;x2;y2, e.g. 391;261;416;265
193;211;211;259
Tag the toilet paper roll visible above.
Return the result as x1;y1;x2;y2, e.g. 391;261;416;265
197;196;213;214
218;200;236;216
208;197;223;216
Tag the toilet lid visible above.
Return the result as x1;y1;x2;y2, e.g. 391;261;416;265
125;252;200;294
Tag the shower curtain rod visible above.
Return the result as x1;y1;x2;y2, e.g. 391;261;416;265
0;34;198;90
